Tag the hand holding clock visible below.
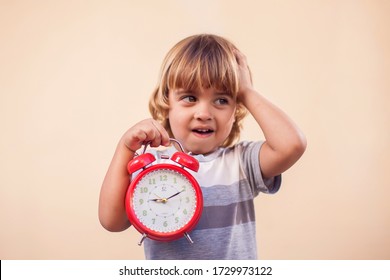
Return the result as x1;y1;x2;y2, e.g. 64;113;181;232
121;118;171;154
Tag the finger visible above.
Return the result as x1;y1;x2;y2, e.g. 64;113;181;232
123;129;146;152
151;119;170;146
138;120;158;148
149;129;162;147
130;124;156;148
134;130;149;148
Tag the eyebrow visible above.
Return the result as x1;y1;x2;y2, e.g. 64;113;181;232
174;88;232;96
215;91;232;97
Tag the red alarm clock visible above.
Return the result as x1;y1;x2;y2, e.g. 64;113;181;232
125;139;203;245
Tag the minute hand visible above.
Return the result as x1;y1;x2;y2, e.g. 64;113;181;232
165;189;185;200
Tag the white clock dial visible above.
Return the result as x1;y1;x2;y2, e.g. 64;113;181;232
132;169;197;233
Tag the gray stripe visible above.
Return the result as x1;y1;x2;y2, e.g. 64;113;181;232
195;199;255;230
201;179;254;207
144;222;257;259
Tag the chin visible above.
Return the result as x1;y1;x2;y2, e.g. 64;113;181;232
186;145;217;155
178;137;220;155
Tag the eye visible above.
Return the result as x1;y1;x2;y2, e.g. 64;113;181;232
181;95;197;103
215;98;229;105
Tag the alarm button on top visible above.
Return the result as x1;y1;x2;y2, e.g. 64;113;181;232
171;152;199;172
127;153;156;173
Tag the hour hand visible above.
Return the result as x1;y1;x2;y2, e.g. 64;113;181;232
148;194;165;203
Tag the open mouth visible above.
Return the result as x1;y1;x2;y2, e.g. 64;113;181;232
192;128;214;135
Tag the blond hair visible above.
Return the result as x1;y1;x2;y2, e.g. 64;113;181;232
149;34;248;147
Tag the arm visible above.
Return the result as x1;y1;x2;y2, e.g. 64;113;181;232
98;118;170;232
235;50;307;179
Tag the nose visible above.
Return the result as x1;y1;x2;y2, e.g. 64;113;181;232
194;103;213;121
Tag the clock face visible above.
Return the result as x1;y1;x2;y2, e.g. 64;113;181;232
129;166;200;235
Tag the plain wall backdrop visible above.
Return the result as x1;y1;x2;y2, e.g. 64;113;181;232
0;0;389;259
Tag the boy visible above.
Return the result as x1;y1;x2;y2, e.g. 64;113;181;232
99;34;306;259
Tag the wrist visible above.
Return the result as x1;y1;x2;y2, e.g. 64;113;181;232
118;138;139;157
238;88;260;106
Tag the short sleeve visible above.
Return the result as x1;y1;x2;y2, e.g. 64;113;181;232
238;141;282;196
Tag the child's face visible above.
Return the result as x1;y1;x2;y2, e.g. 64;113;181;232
168;87;236;155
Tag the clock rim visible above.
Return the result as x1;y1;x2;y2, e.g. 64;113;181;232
125;163;203;242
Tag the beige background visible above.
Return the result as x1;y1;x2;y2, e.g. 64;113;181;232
1;0;389;259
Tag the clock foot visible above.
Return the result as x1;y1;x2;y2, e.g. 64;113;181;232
138;233;147;246
184;232;194;244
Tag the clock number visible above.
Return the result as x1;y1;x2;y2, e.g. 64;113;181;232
142;210;147;216
140;187;148;193
175;217;179;223
152;218;156;224
185;197;190;203
183;209;187;215
173;177;177;184
163;221;168;227
139;198;144;205
160;175;167;182
149;178;156;185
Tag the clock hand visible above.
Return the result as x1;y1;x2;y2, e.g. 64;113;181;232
148;193;165;203
165;189;185;201
148;198;163;202
148;197;169;203
148;189;184;203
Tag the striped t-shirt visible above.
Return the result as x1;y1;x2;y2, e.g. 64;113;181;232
133;141;281;259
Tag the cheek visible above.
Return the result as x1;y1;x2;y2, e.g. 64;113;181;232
219;111;236;134
226;108;237;124
168;109;187;134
